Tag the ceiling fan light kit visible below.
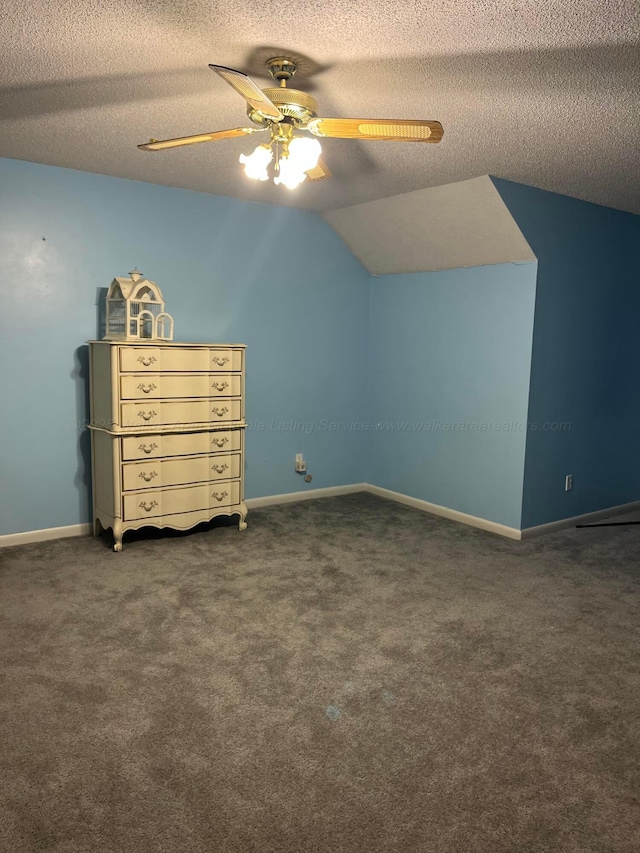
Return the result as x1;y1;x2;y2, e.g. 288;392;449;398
138;57;443;190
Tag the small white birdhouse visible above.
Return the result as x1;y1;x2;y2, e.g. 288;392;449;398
104;270;174;341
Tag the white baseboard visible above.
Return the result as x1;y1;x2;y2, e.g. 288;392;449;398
2;488;637;547
364;484;523;539
0;487;366;548
0;523;92;548
246;483;366;509
520;500;640;538
366;486;640;540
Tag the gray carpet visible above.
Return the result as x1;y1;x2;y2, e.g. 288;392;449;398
1;493;640;852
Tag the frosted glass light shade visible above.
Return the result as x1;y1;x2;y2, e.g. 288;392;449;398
239;144;273;181
287;137;322;172
273;155;307;190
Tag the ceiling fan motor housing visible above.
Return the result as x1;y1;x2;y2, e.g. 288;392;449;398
247;88;319;127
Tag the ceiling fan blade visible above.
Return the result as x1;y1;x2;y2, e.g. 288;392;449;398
307;118;444;142
209;64;283;120
306;157;332;181
138;127;264;151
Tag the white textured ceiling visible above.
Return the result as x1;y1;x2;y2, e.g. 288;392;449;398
1;0;638;213
324;176;536;274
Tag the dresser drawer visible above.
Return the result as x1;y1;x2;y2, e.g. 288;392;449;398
123;480;241;521
120;399;242;428
122;430;242;460
122;453;241;491
120;373;241;400
120;347;243;373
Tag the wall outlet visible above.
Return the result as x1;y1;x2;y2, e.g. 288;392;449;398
295;453;307;473
565;474;573;492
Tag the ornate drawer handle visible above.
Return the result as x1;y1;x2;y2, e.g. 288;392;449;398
212;491;228;502
138;471;158;482
212;464;229;474
139;500;158;513
212;356;230;366
137;383;157;394
212;381;229;392
137;410;157;421
212;437;229;448
138;442;158;454
212;407;229;417
137;355;157;367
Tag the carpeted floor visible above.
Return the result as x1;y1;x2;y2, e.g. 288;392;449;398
1;493;640;852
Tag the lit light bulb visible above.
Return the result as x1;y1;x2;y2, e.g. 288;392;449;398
239;144;273;181
273;154;307;190
287;137;322;172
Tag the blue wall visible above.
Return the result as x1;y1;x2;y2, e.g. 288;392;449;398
366;262;538;529
0;158;370;536
3;159;638;538
493;178;640;528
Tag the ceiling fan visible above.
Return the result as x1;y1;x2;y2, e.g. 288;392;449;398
138;57;444;189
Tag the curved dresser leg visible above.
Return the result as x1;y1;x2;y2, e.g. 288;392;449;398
238;502;248;531
93;517;102;537
113;519;123;552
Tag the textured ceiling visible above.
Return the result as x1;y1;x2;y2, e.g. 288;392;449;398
1;0;639;213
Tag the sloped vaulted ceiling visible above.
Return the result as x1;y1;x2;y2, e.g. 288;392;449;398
0;0;638;214
324;176;536;274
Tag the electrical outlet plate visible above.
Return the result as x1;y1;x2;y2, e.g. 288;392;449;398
565;474;573;492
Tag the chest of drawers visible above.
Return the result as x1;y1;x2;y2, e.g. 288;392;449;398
88;341;247;551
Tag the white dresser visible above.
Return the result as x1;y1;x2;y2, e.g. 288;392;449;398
88;341;247;551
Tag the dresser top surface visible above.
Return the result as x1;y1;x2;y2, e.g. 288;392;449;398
88;340;246;348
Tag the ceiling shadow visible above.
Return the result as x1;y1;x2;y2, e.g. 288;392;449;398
335;41;639;98
2;41;636;123
0;67;215;120
241;46;332;91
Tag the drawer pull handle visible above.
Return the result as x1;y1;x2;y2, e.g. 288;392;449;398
137;410;157;422
138;471;158;483
212;437;229;447
137;355;157;367
212;464;229;474
212;491;228;502
212;356;230;366
137;383;157;394
212;381;229;392
212;407;229;418
139;500;158;513
138;442;158;454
